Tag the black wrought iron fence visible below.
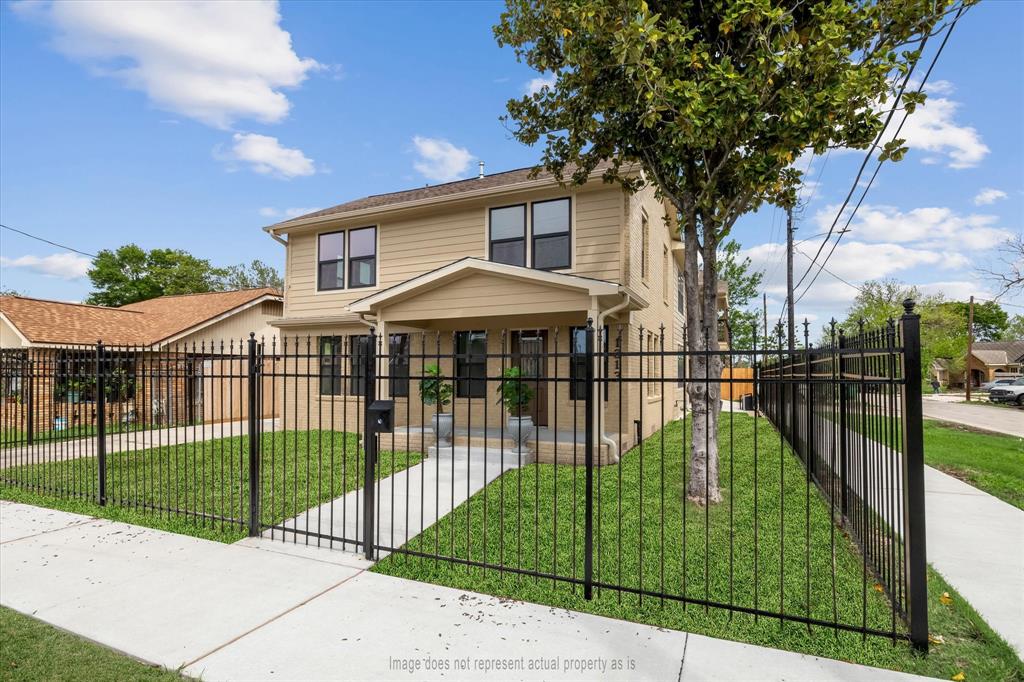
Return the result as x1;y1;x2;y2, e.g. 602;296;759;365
0;305;927;651
758;300;927;650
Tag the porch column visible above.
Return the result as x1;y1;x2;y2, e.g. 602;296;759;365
376;315;390;399
588;304;601;462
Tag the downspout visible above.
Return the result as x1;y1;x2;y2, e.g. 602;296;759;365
358;313;378;329
595;290;631;464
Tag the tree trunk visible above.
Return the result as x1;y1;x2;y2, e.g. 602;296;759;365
681;209;723;505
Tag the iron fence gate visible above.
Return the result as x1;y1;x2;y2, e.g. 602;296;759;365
0;304;928;650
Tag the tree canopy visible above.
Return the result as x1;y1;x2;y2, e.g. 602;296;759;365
85;244;282;307
495;0;965;503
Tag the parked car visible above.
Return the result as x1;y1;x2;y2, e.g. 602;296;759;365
980;376;1022;392
988;377;1024;405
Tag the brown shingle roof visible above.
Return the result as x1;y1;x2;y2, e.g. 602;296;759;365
0;288;281;346
271;161;619;227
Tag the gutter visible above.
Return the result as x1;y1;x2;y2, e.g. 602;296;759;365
594;290;632;464
263;226;288;246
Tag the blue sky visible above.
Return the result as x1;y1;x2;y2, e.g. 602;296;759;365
1;0;1021;328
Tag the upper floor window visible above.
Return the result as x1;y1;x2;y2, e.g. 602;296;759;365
317;227;377;291
662;246;670;302
489;205;526;267
532;198;571;270
318;232;345;291
348;227;377;288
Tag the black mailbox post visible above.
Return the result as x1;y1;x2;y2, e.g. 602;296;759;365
368;399;394;434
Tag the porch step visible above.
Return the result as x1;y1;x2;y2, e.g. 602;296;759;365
388;427;631;466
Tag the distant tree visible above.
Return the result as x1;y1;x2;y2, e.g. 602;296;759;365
217;260;283;291
86;244;223;307
716;240;762;354
0;288;22;297
944;299;1008;342
495;0;961;504
1001;314;1024;341
837;279;929;337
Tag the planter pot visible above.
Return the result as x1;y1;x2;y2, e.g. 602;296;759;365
507;415;535;452
433;412;454;448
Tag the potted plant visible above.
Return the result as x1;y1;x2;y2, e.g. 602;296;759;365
420;363;454;447
498;367;535;451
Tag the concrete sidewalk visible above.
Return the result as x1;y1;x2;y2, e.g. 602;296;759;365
925;467;1024;656
0;501;933;681
0;418;280;469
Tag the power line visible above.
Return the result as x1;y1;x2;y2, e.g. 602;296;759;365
792;5;966;308
0;223;98;259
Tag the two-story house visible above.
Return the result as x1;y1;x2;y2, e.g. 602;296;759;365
264;162;724;462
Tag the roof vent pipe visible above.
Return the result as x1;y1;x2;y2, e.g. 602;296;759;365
478;161;485;179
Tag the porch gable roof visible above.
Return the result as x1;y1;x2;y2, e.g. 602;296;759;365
348;258;621;315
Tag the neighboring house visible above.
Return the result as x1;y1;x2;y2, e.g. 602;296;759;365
263;162;727;456
934;340;1024;388
964;340;1024;388
0;289;282;435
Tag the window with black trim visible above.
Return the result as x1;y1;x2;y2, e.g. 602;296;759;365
532;198;570;270
318;232;345;291
389;333;410;397
455;330;487;398
569;325;609;400
640;212;650;280
350;334;371;395
319;336;342;395
489;205;526;266
348;227;377;288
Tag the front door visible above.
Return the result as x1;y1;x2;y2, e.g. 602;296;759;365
511;330;548;427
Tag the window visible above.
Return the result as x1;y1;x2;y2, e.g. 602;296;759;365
389;333;410;398
489;205;526;266
677;270;685;314
350;335;371;395
646;333;660;397
677;345;686;388
318;232;345;291
532;198;571;270
455;331;487;398
569;326;610;401
319;336;342;395
663;246;670;302
640;212;650;280
348;227;377;288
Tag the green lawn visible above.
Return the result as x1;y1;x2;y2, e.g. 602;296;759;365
0;606;186;681
922;420;1024;511
1;420;162;447
374;415;1024;681
1;430;421;543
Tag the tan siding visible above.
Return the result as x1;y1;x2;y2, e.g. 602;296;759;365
0;318;26;348
172;300;283;348
385;273;591;320
282;184;626;318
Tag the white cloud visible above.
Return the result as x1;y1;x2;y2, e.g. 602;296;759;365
259;206;321;219
525;74;556;95
812;203;1012;251
15;0;320;129
973;188;1007;206
0;253;92;280
917;280;995;302
221;133;315;178
411;136;473;183
894;93;988;169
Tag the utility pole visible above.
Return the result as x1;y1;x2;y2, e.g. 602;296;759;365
763;292;768;347
786;205;796;351
966;295;975;401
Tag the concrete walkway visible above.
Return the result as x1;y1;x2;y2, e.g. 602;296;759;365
0;501;933;681
921;397;1024;437
924;467;1024;656
268;445;524;551
0;418;280;469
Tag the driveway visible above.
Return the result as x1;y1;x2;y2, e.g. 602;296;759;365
921;398;1024;437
